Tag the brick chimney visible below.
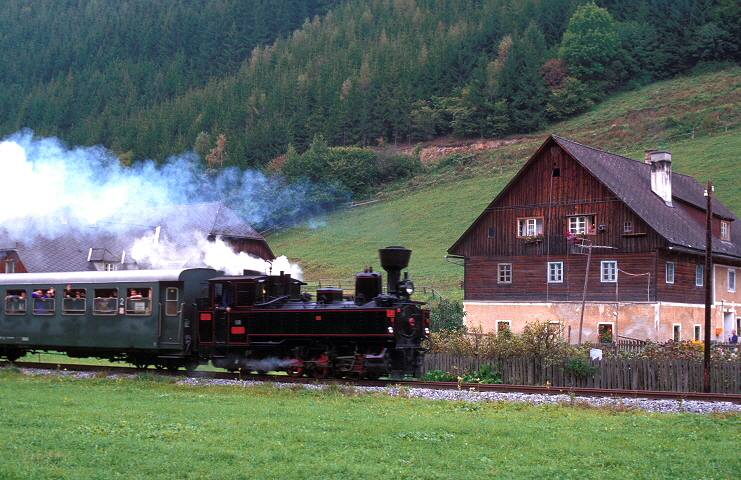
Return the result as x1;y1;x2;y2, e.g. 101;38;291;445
649;150;672;206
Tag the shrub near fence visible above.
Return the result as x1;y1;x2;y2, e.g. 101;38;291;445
423;354;741;394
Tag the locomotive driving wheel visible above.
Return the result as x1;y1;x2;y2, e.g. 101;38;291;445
309;354;330;378
285;358;305;377
310;366;330;379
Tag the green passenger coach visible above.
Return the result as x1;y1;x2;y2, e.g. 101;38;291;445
0;268;218;369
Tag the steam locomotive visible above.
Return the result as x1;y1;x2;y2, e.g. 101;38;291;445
0;247;430;379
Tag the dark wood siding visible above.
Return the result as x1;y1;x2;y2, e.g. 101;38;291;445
222;237;275;261
0;251;26;274
656;249;705;304
456;147;666;259
465;252;658;302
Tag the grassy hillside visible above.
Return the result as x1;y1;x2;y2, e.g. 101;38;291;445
267;66;741;299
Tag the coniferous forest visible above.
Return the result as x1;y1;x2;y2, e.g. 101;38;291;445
1;1;739;192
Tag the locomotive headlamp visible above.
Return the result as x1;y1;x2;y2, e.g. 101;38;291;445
399;280;415;295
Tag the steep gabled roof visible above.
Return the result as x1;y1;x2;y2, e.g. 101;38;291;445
449;135;741;259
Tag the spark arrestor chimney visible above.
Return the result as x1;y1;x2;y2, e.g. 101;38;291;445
649;150;673;207
378;246;411;294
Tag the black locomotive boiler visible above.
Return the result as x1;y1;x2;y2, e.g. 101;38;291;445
0;246;430;379
198;246;430;379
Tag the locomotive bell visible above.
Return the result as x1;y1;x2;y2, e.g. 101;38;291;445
378;246;411;294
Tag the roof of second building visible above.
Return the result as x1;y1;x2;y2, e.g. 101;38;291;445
0;202;270;272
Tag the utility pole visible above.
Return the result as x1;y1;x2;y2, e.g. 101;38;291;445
576;241;616;344
703;181;713;393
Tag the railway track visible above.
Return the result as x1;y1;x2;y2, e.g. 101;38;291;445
5;361;741;404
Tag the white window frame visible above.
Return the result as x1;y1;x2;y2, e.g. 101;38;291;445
568;215;595;235
548;262;563;283
673;324;681;342
695;265;704;286
623;221;632;234
721;220;731;241
693;324;702;342
498;263;512;284
4;261;14;273
665;262;674;284
517;217;543;237
600;261;617;283
729;269;736;292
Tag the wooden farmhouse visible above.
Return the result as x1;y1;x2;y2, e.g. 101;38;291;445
448;135;741;344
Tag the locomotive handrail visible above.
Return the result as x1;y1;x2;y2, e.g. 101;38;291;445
253;295;290;308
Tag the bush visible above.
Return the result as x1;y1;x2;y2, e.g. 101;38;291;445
429;298;465;333
461;364;502;384
430;321;586;360
563;358;596;379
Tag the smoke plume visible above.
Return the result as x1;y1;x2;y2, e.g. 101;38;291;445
0;129;319;275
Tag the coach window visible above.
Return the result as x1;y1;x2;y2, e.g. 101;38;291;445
166;288;179;316
63;288;87;315
126;287;152;315
32;287;55;315
5;289;27;315
93;288;119;315
126;288;152;315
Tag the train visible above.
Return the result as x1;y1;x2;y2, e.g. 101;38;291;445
0;246;430;379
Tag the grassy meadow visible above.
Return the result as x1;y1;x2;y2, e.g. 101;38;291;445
268;66;741;299
1;368;739;479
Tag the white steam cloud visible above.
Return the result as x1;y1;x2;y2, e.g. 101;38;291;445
130;232;302;278
0;129;305;276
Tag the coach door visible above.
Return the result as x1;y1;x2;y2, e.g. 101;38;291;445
159;284;182;345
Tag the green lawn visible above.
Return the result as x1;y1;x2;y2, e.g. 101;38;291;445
1;368;739;479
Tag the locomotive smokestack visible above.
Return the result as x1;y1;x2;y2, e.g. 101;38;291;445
378;246;411;294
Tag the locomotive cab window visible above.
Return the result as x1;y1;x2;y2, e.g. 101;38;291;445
32;287;55;315
126;287;152;315
236;282;255;307
4;289;27;315
63;288;87;315
93;288;119;315
213;282;235;309
165;287;179;316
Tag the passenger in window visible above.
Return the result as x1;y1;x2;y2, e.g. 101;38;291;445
65;285;73;297
32;289;46;313
46;287;55;298
128;289;142;299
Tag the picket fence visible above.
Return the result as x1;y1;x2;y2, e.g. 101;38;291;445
423;354;741;394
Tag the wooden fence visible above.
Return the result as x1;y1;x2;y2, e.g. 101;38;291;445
423;354;741;394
